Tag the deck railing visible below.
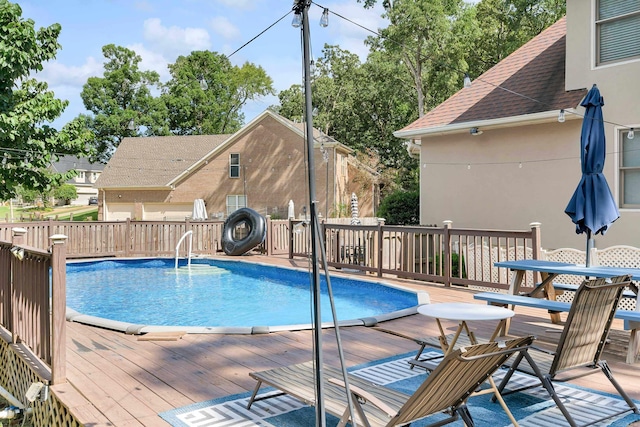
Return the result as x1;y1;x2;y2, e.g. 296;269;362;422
317;221;542;291
0;219;224;258
1;229;67;385
1;217;542;389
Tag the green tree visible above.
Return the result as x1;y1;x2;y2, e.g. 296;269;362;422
0;0;90;200
377;189;419;225
271;85;304;123
71;44;167;163
362;0;473;116
162;51;274;135
468;0;565;75
53;183;77;204
275;45;418;188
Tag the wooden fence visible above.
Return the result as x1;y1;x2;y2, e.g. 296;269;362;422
1;229;67;386
1;217;542;390
293;220;542;291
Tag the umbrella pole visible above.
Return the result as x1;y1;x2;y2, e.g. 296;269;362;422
586;229;593;267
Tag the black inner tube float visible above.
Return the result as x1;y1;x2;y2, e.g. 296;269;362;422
222;208;266;256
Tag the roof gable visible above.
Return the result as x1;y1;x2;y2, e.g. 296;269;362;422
95;110;353;189
397;17;587;136
95;134;230;188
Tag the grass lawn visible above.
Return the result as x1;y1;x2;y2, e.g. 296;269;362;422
0;204;97;221
0;204;27;219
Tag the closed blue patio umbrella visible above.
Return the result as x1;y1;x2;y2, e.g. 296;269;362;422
565;84;619;266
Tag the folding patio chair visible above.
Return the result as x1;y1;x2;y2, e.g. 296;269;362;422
495;274;639;427
247;336;535;427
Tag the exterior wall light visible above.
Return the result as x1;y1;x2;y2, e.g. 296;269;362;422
558;109;566;123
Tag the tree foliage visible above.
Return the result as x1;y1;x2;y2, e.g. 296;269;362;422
70;44;167;163
467;0;565;76
73;48;275;161
364;0;474;116
376;190;420;225
275;45;417;177
53;183;77;203
0;0;90;200
275;0;564;202
161;51;274;135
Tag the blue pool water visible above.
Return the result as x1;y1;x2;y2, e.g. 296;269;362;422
65;258;419;328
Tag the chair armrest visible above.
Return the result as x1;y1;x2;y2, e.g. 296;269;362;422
328;378;396;417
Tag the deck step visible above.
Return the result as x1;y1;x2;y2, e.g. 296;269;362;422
166;265;229;275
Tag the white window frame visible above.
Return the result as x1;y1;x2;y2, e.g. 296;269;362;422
226;195;246;216
619;128;640;208
596;0;640;66
230;153;240;178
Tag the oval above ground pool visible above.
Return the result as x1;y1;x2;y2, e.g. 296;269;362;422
65;258;429;334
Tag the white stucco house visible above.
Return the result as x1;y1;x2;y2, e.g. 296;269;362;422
394;0;640;250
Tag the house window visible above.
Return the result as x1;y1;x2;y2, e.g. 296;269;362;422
620;129;640;208
226;195;246;216
596;0;640;65
230;153;240;178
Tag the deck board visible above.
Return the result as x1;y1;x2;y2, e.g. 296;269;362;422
51;255;640;426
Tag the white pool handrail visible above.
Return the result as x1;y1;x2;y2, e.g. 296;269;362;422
175;230;193;269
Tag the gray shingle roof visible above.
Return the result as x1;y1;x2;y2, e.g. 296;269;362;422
397;17;587;136
95;134;230;188
51;155;104;173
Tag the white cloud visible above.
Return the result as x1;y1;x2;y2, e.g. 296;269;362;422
126;43;172;82
143;18;211;58
38;56;104;89
209;16;241;40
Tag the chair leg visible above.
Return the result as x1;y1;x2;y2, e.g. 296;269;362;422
457;405;474;427
337;394;372;427
410;343;427;370
539;375;579;427
492;351;525;402
246;380;263;409
598;360;640;414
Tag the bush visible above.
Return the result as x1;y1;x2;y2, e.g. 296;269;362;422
53;184;77;205
377;190;419;225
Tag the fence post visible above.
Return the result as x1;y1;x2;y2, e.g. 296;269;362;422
530;222;542;259
11;227;27;246
265;215;272;256
377;218;385;277
49;234;67;385
289;218;294;259
443;220;452;287
10;228;28;343
530;222;542;284
125;218;131;257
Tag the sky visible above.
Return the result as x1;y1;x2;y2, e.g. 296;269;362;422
21;0;387;129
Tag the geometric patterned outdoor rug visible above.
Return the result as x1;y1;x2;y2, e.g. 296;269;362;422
159;351;640;427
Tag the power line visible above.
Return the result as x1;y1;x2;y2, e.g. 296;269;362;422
309;1;635;132
227;10;292;59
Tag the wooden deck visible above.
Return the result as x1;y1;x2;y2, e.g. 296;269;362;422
52;255;640;427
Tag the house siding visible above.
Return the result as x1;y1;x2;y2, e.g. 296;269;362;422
420;121;594;249
98;111;375;221
407;1;640;250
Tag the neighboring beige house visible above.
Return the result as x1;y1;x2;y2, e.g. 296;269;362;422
394;0;640;250
51;155;104;205
94;110;379;221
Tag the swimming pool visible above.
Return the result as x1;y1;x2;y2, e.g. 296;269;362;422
65;258;429;334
